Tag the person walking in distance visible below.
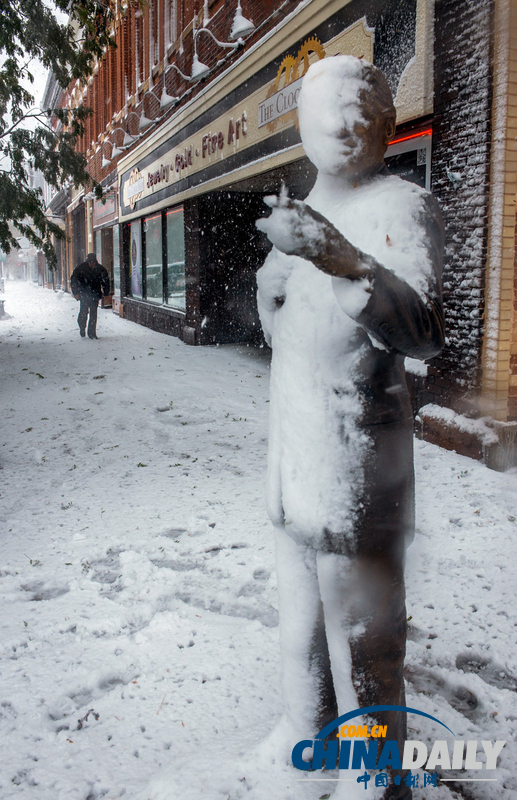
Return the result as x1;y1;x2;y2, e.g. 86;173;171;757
71;253;110;339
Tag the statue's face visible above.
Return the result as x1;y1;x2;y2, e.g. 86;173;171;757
299;61;393;181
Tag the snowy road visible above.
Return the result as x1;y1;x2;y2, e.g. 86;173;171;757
0;282;515;800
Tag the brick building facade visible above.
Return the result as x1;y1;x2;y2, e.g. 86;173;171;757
431;0;493;414
43;0;517;464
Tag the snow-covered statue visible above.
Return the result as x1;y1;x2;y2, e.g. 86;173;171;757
256;56;444;797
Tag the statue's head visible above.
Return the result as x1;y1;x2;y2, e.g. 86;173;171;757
298;56;396;181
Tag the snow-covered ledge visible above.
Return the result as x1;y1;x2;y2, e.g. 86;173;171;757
405;357;428;377
417;404;517;472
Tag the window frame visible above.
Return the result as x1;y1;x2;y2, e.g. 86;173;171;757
165;204;186;312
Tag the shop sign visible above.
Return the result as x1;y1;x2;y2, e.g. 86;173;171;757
122;113;249;211
120;21;378;217
259;37;326;131
93;191;117;227
258;77;303;128
127;168;145;211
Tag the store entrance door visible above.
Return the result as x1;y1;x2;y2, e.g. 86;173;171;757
199;192;270;344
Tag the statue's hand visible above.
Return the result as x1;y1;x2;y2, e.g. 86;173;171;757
256;194;373;281
256;195;328;260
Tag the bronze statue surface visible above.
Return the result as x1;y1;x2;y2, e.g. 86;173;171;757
256;55;444;800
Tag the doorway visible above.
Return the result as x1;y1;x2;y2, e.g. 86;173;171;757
199;191;271;344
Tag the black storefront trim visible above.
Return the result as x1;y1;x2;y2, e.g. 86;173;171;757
120;0;417;212
122;297;187;338
124;128;302;215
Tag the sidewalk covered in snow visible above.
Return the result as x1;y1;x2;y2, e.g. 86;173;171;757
0;282;515;800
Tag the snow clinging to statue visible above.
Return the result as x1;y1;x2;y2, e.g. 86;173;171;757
256;54;444;799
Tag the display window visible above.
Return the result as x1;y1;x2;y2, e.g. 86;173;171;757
144;212;163;304
385;131;432;190
95;230;102;261
126;205;185;309
166;206;185;311
130;220;142;299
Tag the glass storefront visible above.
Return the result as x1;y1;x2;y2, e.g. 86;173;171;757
130;220;142;299
385;133;431;190
95;230;102;261
92;190;118;302
166;206;185;311
127;204;185;309
144;212;163;304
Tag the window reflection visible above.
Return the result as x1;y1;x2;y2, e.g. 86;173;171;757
145;212;163;303
166;206;185;311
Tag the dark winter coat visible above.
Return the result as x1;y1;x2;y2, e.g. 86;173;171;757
71;261;110;302
257;175;444;559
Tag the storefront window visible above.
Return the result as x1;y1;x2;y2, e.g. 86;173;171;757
145;212;163;303
166;206;185;311
95;230;102;262
385;135;431;190
130;220;142;299
113;225;120;296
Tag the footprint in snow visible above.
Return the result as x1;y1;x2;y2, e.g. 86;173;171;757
20;580;69;601
404;664;481;721
175;592;279;628
150;557;202;572
47;670;138;731
160;528;187;539
456;652;517;692
87;553;123;593
0;700;17;719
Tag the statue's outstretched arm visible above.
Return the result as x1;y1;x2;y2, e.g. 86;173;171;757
257;194;444;360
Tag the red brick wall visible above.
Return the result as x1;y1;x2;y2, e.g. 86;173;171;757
79;0;300;184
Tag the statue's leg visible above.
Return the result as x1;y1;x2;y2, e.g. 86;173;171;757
315;552;365;715
317;551;411;799
272;525;337;756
